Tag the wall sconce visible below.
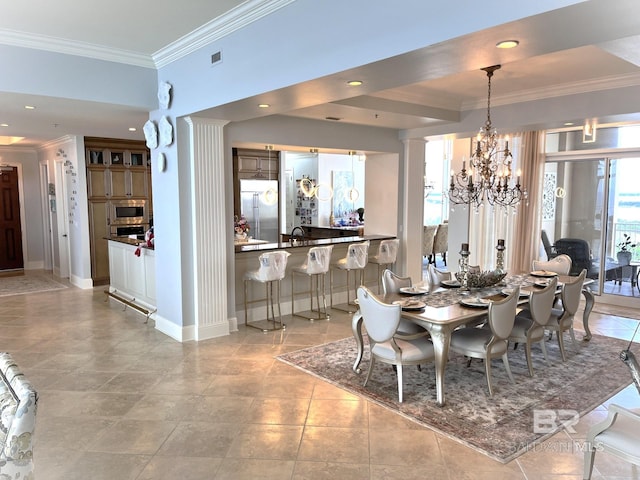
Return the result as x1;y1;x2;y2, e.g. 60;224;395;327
583;120;597;143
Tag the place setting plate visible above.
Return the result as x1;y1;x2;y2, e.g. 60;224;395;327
530;270;559;278
534;280;564;288
460;297;492;308
399;286;429;295
441;280;461;288
501;288;529;298
393;299;426;311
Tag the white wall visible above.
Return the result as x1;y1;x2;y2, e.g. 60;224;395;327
364;153;398;236
37;136;93;287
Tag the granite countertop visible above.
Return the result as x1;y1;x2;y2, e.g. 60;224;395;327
107;236;154;249
234;234;393;253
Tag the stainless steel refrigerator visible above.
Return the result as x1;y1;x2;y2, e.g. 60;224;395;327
240;179;279;243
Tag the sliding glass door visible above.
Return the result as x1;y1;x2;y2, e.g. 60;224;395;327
603;157;640;297
543;156;640;300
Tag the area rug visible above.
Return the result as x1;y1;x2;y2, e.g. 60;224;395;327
277;334;636;463
0;274;68;297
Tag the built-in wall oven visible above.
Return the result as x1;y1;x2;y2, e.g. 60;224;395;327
110;224;147;239
110;200;147;225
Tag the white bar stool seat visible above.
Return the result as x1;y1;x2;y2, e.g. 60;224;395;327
244;250;290;332
369;238;399;292
330;240;370;313
291;245;333;321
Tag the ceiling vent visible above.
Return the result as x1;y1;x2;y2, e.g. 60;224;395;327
325;116;341;121
211;51;222;65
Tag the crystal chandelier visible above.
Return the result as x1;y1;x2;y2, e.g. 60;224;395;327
448;65;526;209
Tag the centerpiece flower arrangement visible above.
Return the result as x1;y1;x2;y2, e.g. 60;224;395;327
234;214;250;239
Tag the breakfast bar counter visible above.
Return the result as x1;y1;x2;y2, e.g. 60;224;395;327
234;234;395;323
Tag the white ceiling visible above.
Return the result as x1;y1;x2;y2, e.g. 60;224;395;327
2;0;640;148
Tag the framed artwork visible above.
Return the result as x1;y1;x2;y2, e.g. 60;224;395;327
332;170;353;219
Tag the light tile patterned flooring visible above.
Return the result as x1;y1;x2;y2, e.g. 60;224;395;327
1;271;639;479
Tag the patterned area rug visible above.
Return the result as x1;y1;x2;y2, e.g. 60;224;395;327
0;274;68;297
277;334;634;463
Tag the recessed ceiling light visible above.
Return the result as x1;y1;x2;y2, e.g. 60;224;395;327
258;103;270;108
0;124;8;127
128;127;137;132
24;105;36;110
0;136;24;146
496;40;519;49
347;80;363;86
564;122;574;126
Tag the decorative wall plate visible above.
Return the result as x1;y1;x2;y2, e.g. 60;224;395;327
159;116;173;146
143;120;158;149
158;81;172;109
157;152;166;173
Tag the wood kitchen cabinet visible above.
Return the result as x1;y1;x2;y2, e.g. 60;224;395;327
89;200;110;284
234;148;279;180
85;137;152;283
87;150;148;200
108;167;148;199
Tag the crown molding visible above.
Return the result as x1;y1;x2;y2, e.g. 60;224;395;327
0;29;155;68
153;0;295;68
461;72;640;111
0;0;294;69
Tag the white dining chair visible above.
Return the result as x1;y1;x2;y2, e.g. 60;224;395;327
583;404;640;479
357;286;435;403
509;277;558;376
381;269;429;337
545;269;587;361
533;254;572;275
449;287;520;396
426;263;452;292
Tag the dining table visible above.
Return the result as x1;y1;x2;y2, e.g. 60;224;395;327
351;273;595;406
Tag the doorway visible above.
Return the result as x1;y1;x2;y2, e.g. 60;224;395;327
0;166;24;271
542;156;640;303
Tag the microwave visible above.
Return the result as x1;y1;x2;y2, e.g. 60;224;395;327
110;200;147;225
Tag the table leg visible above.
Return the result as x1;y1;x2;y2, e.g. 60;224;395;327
428;324;451;407
581;287;594;341
351;312;364;374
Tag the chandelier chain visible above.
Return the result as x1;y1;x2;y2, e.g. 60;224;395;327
448;65;527;210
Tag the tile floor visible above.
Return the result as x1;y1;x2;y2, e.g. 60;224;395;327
1;272;639;479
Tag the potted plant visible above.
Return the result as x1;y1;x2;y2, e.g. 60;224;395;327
616;234;636;266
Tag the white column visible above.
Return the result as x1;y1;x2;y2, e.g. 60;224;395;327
184;117;230;340
402;138;426;282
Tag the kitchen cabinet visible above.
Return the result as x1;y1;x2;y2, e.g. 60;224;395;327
87;150;148;200
85;137;152;283
89;200;110;284
234;148;279;180
108;167;148;198
108;239;156;309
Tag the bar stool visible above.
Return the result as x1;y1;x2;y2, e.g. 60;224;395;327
244;250;290;332
330;240;370;313
291;245;333;321
369;238;399;292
